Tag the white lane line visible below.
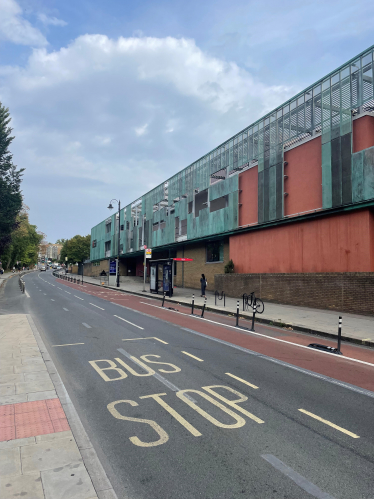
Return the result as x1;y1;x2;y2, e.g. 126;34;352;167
139;302;374;369
63;308;69;311
117;348;196;402
53;343;85;347
82;323;92;329
298;409;360;438
74;295;84;300
225;373;259;389
261;455;336;499
181;351;204;362
57;287;62;290
65;291;71;294
43;293;46;295
25;290;30;298
114;315;143;330
51;299;55;302
89;303;104;310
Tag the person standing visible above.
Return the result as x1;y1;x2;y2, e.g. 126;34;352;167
200;273;207;298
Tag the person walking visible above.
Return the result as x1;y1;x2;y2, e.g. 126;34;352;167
200;273;207;298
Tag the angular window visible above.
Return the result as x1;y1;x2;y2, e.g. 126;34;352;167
120;224;124;231
175;217;180;238
195;189;208;217
180;219;187;236
92;239;97;248
105;222;111;234
105;241;111;252
126;221;130;230
153;222;159;232
160;220;166;230
188;201;193;214
210;195;228;213
206;241;224;263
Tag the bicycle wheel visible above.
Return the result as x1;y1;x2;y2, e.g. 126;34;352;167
255;298;264;314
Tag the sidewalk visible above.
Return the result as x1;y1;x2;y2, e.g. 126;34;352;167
0;314;117;499
79;274;374;346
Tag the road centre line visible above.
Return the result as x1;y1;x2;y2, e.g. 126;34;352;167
261;454;336;499
89;303;105;310
226;373;259;389
65;291;71;294
114;315;143;330
181;327;374;400
181;351;204;362
298;409;360;438
57;287;62;290
139;302;374;369
117;348;196;403
122;337;168;344
74;295;84;300
53;343;85;347
51;299;55;301
25;290;30;298
82;323;92;329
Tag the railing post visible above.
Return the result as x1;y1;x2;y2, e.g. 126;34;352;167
224;292;225;307
191;294;195;315
236;300;239;327
201;297;206;318
337;316;342;353
215;291;217;306
162;292;165;307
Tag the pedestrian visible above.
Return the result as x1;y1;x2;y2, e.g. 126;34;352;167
200;273;207;298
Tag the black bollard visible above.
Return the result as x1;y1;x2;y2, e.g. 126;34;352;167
201;297;206;318
162;292;165;307
251;302;257;332
224;292;225;307
236;300;239;327
191;294;195;315
337;316;342;353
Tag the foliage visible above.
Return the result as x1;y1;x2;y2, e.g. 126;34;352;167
224;259;235;273
60;235;91;264
0;102;24;255
0;206;43;268
55;238;67;244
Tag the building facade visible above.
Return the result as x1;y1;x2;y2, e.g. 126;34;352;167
90;46;374;290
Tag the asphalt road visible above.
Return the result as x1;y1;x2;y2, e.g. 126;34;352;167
2;270;374;499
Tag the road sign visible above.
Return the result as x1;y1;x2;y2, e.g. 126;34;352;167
173;258;193;262
146;248;152;259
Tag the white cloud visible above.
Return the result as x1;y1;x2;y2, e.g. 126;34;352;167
0;0;47;46
37;13;67;27
0;34;294;240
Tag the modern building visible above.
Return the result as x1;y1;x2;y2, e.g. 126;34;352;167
90;46;374;294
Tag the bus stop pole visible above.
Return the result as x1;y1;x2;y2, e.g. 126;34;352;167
143;248;146;292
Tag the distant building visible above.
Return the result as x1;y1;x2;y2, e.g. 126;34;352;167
90;45;374;292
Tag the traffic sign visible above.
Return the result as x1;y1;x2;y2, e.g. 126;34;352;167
146;248;152;258
173;258;193;262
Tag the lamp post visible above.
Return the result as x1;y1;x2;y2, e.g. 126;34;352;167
107;199;121;288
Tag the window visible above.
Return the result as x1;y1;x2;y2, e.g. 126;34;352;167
153;222;159;232
175;217;179;238
126;221;130;230
160;220;166;230
188;201;193;214
105;222;111;234
105;241;111;252
195;189;208;217
120;224;124;231
180;219;187;236
92;239;97;248
206;241;223;263
210;195;228;213
120;243;123;253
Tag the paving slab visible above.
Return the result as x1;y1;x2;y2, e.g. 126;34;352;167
21;436;82;474
41;462;97;499
0;374;25;384
16;380;55;395
24;372;52;382
0;472;44;499
0;447;21;477
28;390;57;402
0;436;36;449
0;394;28;406
0;384;15;397
14;364;48;374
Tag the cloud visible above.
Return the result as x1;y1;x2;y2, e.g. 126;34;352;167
37;13;67;27
0;34;294;240
0;0;47;46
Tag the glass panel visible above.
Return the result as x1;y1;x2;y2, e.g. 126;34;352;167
340;67;349;79
331;73;339;85
290;100;296;110
313;84;321;96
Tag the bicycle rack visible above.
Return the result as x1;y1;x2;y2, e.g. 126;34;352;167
215;290;225;307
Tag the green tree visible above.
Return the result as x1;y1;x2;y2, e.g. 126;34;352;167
55;238;67;244
0;102;24;255
60;235;90;264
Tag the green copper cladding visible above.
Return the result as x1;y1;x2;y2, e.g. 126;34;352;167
91;45;374;262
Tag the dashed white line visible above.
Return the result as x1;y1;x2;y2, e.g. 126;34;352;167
82;323;92;329
51;299;55;302
74;295;84;300
89;303;104;310
65;291;71;294
114;315;144;330
63;308;69;311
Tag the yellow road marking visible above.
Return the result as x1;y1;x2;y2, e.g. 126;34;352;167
114;315;143;330
298;409;360;438
225;373;259;389
181;351;204;362
362;338;372;341
53;343;85;347
122;337;168;344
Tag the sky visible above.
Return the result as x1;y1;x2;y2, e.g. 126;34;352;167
1;0;374;243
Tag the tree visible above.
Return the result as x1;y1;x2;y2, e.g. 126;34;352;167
0;102;24;255
55;238;67;245
224;259;235;273
60;235;90;264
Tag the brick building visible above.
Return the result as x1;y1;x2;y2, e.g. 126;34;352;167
90;46;374;307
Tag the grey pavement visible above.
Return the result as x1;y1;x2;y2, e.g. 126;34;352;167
77;274;374;345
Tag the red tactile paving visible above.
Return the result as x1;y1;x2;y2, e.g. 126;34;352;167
0;398;70;442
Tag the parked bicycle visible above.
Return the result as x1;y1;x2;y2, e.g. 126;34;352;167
242;292;264;314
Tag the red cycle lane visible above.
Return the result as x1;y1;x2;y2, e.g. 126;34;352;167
54;278;374;392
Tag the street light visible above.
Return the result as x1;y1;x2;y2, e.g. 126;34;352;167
108;198;121;288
